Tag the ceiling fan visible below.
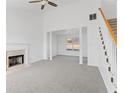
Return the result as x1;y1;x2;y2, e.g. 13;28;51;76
29;0;58;10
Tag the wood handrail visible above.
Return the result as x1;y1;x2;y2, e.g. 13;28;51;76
99;8;117;44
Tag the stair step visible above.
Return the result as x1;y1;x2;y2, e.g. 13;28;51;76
111;25;117;27
111;26;117;29
108;18;117;22
112;28;117;32
108;19;117;22
108;19;117;26
109;23;116;25
112;28;117;31
109;23;116;26
113;30;117;33
108;18;117;20
114;31;117;33
111;26;117;28
108;19;117;21
113;28;117;30
108;18;117;38
108;21;117;24
114;34;117;37
114;32;117;35
108;20;117;22
107;18;117;37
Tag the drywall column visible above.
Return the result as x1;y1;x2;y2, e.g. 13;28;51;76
50;32;52;60
79;28;83;64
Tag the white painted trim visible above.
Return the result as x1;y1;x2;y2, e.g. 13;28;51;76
29;58;44;63
79;27;83;64
50;32;52;60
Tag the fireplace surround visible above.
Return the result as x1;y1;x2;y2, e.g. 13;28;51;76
6;50;25;70
6;43;29;71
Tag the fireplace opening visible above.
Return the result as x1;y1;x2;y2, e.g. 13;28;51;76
8;55;24;68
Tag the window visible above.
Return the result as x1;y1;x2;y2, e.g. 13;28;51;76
66;37;80;51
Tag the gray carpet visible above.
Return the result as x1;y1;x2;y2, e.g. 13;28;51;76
7;56;108;93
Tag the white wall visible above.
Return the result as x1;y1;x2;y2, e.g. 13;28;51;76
44;0;100;31
47;32;50;58
98;10;117;93
87;18;101;66
43;0;101;66
82;27;87;57
101;0;117;19
52;33;58;57
6;10;44;63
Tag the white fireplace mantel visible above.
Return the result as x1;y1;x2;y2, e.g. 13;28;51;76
6;43;30;65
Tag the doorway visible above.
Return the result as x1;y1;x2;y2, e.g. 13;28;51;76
46;27;88;65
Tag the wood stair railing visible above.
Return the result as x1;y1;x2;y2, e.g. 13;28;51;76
99;8;117;44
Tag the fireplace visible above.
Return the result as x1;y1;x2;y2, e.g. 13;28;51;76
8;55;24;67
6;50;25;70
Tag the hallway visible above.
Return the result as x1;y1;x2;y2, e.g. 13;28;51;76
7;56;107;93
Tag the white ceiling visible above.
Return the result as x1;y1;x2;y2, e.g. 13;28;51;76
101;0;117;18
7;0;79;12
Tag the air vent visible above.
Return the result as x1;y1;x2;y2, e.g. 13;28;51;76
90;15;92;20
89;13;97;20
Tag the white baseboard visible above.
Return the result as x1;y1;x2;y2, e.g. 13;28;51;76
29;58;43;63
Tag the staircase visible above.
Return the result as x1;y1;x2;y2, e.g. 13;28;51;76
108;18;117;38
99;8;117;93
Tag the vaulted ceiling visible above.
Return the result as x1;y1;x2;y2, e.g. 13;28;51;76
7;0;117;18
101;0;117;18
7;0;80;12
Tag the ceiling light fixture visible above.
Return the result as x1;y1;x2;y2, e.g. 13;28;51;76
29;0;58;10
41;0;48;5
